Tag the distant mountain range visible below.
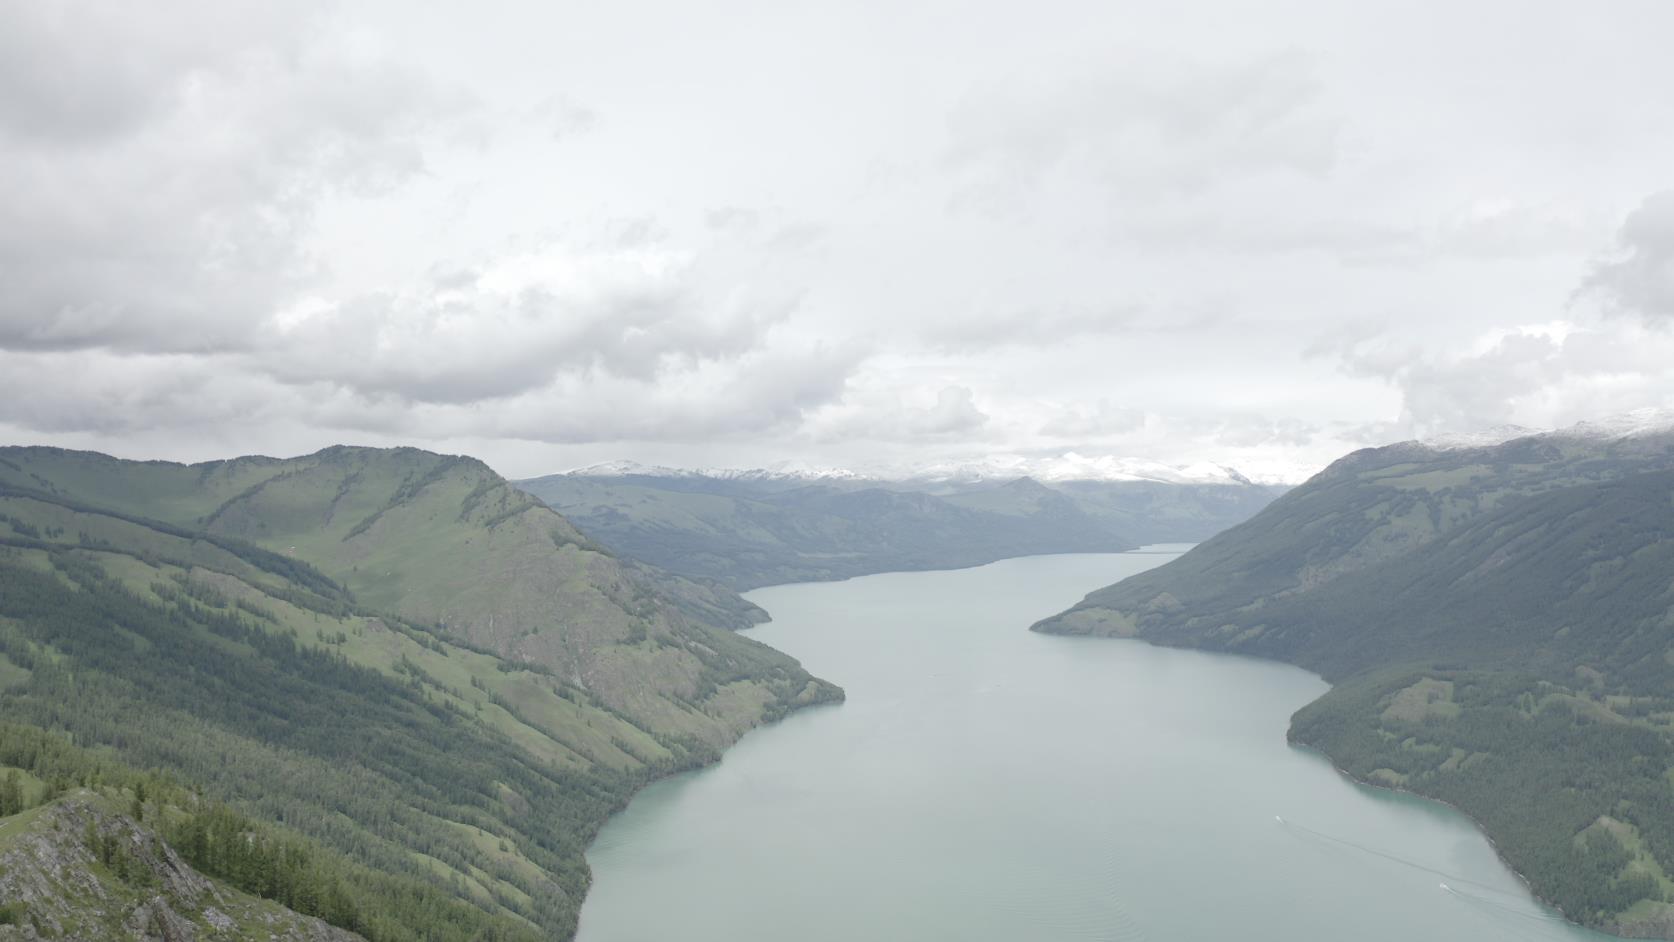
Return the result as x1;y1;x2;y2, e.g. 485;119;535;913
519;460;1290;590
566;452;1306;486
1035;410;1674;937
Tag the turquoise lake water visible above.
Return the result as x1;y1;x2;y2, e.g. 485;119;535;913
578;549;1612;942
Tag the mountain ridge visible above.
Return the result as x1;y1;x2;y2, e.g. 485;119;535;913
560;452;1305;486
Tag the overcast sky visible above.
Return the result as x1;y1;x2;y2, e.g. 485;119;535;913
4;1;1674;481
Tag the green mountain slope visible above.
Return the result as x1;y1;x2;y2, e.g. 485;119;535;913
0;445;840;940
0;446;826;744
518;470;1284;590
1034;428;1674;936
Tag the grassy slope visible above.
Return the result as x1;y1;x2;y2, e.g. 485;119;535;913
0;445;831;747
1034;431;1674;936
0;445;841;939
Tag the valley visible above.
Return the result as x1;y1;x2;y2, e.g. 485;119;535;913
518;462;1285;590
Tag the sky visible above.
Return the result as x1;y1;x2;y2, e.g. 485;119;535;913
3;1;1674;482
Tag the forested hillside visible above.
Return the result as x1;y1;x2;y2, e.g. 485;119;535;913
1035;427;1674;937
519;468;1284;589
0;446;840;939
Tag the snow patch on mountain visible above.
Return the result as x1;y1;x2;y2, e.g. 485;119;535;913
565;459;861;483
1558;407;1674;441
567;453;1305;486
887;453;1260;486
1414;408;1674;453
1421;425;1544;450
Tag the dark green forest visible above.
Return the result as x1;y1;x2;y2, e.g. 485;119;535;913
1293;669;1674;926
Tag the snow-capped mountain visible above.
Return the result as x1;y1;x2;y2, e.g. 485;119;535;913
566;453;1300;486
565;459;862;483
1558;406;1674;441
875;453;1266;486
1420;425;1544;451
1415;408;1674;453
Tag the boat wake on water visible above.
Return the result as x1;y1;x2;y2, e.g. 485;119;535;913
1273;814;1523;897
1273;815;1582;938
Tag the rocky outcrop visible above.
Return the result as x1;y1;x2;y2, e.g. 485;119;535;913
0;796;359;942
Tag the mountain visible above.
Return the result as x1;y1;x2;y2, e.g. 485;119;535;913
518;465;1287;590
569;452;1308;487
1034;418;1674;936
0;445;839;940
0;791;359;941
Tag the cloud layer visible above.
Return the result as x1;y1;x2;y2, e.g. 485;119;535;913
3;0;1674;479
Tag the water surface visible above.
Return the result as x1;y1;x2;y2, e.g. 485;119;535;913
578;550;1609;941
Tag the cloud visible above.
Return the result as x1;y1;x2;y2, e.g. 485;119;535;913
0;335;862;447
918;302;1227;353
0;350;297;435
306;339;862;444
1206;415;1317;449
531;94;600;140
921;304;1145;352
261;241;799;404
1582;191;1674;323
0;0;466;355
1;1;1670;480
804;383;991;443
914;386;989;435
1038;400;1146;438
1112;199;1599;266
1319;320;1674;438
943;52;1341;216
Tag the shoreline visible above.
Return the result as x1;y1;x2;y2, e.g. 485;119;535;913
1040;621;1636;939
568;683;844;939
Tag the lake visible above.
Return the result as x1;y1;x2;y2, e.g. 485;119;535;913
577;549;1611;942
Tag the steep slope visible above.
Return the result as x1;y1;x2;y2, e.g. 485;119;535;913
0;795;360;942
1034;426;1674;935
1039;428;1674;650
0;446;840;940
518;468;1285;590
0;446;824;746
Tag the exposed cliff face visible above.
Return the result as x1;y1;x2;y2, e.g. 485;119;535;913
0;797;359;942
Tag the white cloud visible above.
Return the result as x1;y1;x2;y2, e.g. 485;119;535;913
943;52;1341;217
0;0;466;354
1322;320;1674;439
1;0;1673;480
261;240;798;403
1583;191;1674;323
